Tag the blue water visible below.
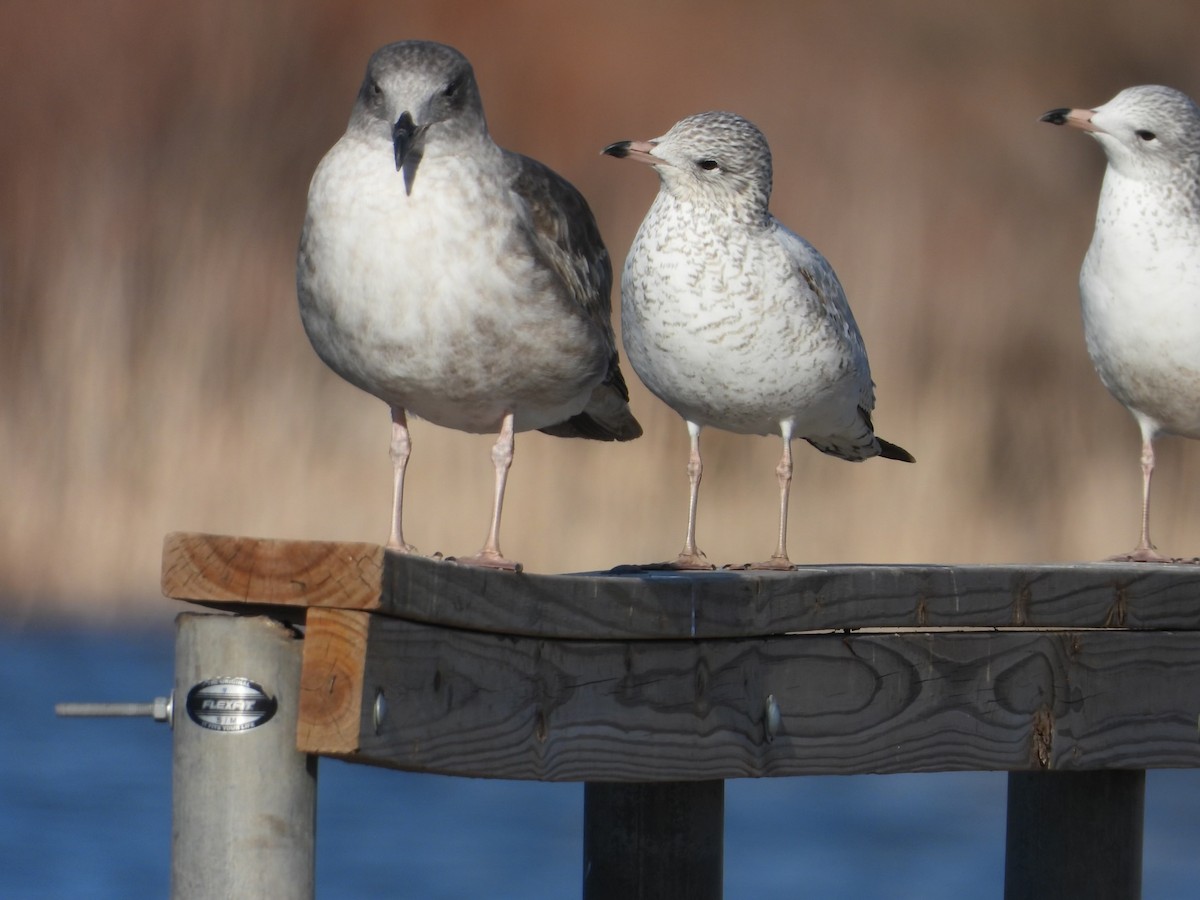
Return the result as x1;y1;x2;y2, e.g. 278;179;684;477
2;626;1197;899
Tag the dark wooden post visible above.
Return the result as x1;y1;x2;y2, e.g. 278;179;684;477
583;781;724;900
1004;770;1145;900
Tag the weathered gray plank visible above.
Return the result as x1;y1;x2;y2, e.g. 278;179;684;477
383;555;1200;638
162;534;1200;639
306;613;1200;780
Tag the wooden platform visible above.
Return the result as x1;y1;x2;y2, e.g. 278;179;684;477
161;531;1200;781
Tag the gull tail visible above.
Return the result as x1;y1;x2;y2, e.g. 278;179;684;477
805;406;914;462
538;385;642;441
877;438;915;463
538;362;642;442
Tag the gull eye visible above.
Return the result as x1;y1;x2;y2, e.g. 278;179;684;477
1135;129;1157;141
698;159;720;171
443;76;464;99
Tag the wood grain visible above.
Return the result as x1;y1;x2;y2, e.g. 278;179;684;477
162;532;383;611
303;616;1200;780
297;608;369;755
161;532;1200;638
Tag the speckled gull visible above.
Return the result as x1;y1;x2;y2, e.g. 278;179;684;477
297;41;641;571
603;112;913;570
1042;85;1200;562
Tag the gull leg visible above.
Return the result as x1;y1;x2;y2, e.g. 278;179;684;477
670;421;714;569
386;407;419;554
750;424;796;570
1138;434;1157;555
458;412;522;571
1109;416;1169;563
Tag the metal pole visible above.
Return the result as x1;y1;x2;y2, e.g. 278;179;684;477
583;780;724;900
1004;770;1144;900
171;613;316;900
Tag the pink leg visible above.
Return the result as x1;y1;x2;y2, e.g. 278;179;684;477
457;412;522;571
1108;415;1168;563
671;421;714;569
387;407;418;554
1138;435;1157;554
750;426;795;570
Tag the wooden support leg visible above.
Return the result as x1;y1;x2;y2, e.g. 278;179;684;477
171;613;316;900
1004;770;1144;900
583;781;724;900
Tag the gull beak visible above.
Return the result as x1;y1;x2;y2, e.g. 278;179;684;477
1039;107;1100;132
602;139;660;165
392;111;427;195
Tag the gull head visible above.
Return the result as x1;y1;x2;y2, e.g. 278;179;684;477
604;111;774;221
1042;85;1200;182
349;40;487;195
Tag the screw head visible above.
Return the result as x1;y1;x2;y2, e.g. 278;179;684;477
373;690;388;734
763;694;781;742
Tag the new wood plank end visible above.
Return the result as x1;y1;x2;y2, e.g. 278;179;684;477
161;532;384;609
298;608;370;755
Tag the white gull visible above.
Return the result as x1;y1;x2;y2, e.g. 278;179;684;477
1042;85;1200;562
604;111;913;570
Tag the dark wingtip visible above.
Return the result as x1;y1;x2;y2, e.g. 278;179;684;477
1040;108;1071;126
601;141;631;158
537;412;642;442
878;439;915;463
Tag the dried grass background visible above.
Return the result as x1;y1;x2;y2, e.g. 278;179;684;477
4;1;1200;621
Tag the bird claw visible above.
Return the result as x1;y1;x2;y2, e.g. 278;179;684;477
450;550;523;573
385;540;421;555
665;551;716;571
744;556;796;572
1104;547;1174;564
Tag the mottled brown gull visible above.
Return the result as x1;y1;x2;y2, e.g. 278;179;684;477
298;41;641;571
603;111;913;570
1042;86;1200;562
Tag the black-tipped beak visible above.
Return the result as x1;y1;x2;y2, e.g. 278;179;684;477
393;111;419;171
1040;108;1072;126
601;139;659;165
1039;107;1098;131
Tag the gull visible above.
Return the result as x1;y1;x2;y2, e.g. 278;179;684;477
298;41;641;570
603;111;913;570
1042;85;1200;562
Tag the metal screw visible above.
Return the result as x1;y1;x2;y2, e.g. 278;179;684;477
373;690;388;734
763;693;781;743
56;693;174;726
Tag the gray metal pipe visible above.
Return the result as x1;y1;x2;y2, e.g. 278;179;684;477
171;613;316;900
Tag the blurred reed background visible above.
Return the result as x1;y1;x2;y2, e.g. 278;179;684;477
4;1;1200;621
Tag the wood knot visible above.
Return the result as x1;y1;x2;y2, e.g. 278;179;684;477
1012;581;1032;627
1030;705;1054;769
1104;585;1128;627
